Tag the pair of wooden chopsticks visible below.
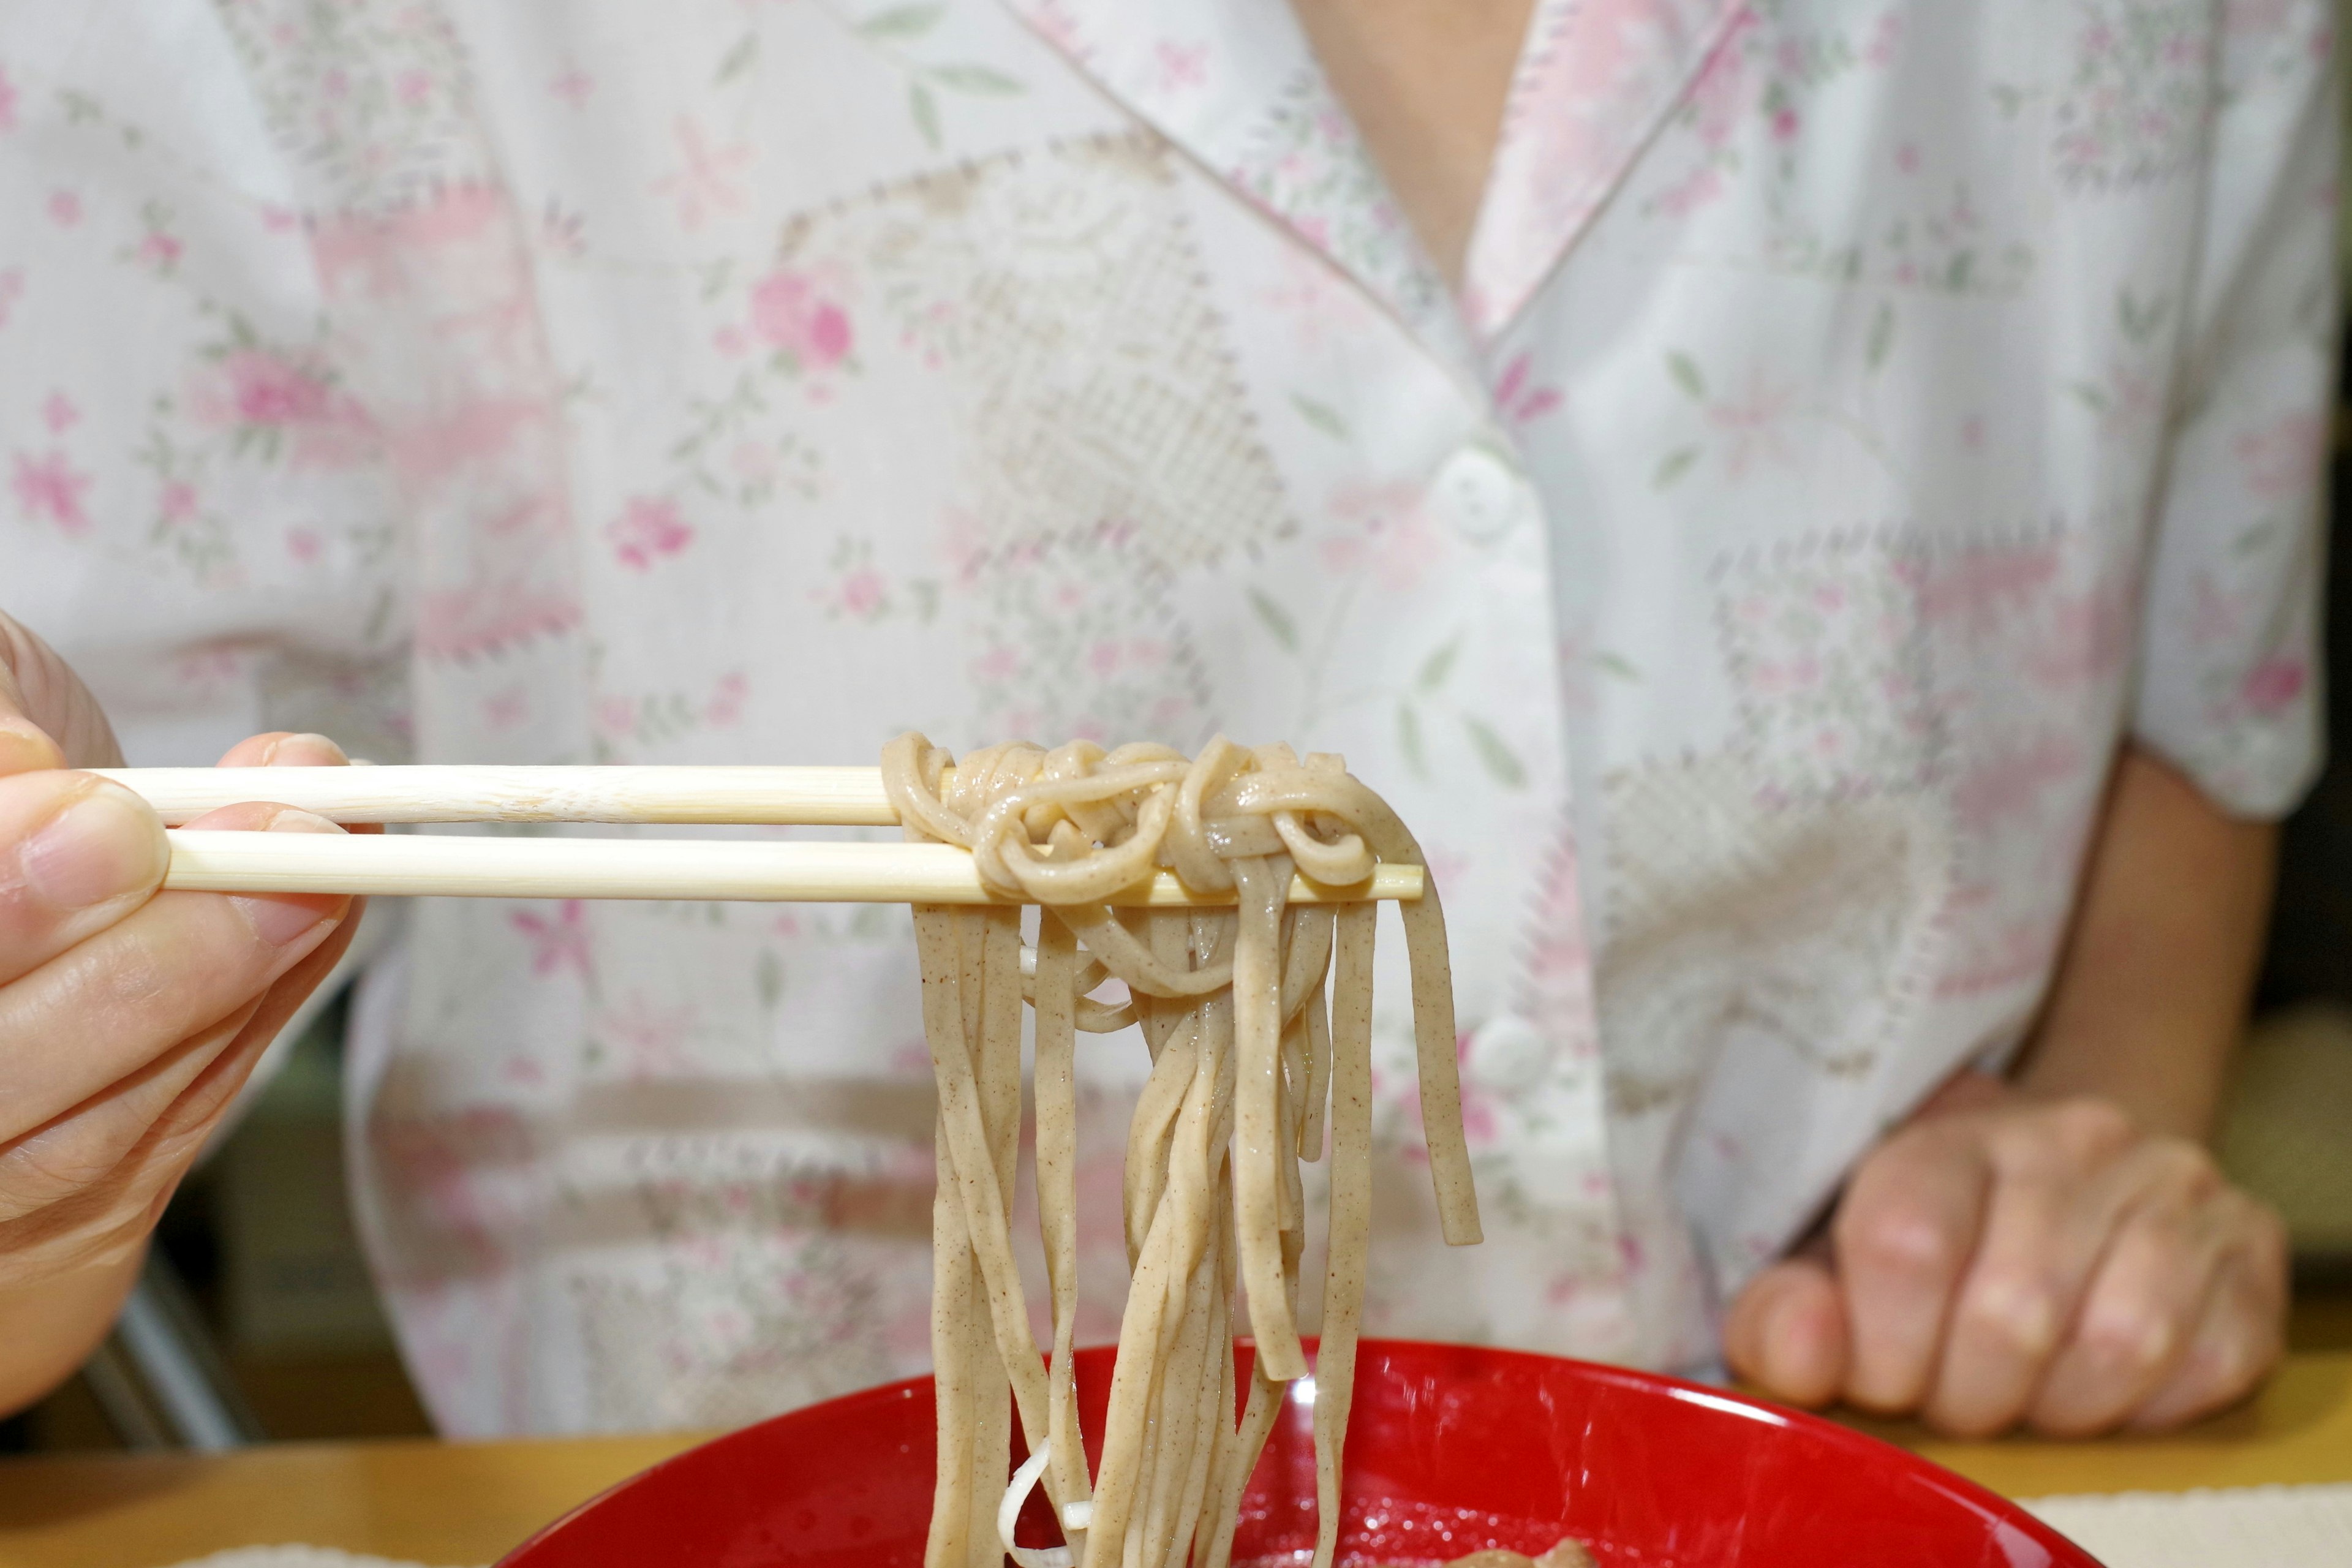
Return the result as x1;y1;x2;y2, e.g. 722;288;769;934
96;767;1423;908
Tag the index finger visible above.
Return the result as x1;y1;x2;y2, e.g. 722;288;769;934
1834;1121;1994;1413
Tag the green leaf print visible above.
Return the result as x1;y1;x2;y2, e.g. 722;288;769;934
928;64;1023;95
1416;636;1460;693
1865;301;1895;372
1463;716;1526;788
908;80;941;148
756;949;785;1010
1596;651;1640;681
859;4;944;37
1654;448;1698;489
1396;703;1428;778
2117;289;2171;347
1667;352;1708;402
715;33;760;82
1291;394;1349;442
1248;589;1299;651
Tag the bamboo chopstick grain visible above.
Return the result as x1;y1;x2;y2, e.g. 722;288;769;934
162;831;1425;907
99;766;903;826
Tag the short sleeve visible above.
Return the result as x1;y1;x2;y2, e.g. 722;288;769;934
0;3;404;767
2132;15;2339;818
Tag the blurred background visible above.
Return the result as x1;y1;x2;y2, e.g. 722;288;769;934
7;40;2352;1457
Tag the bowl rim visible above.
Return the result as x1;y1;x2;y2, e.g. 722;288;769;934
498;1337;2096;1566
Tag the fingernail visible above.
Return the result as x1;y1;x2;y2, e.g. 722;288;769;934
230;809;345;946
19;785;167;910
0;721;63;775
262;733;348;766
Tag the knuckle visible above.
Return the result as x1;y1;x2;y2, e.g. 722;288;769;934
1837;1196;1963;1278
2078;1302;2177;1377
1959;1269;2063;1355
2143;1137;2222;1202
2040;1097;2136;1163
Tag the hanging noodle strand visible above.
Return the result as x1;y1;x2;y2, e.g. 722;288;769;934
883;734;1477;1568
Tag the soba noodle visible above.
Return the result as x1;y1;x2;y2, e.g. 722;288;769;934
881;734;1480;1568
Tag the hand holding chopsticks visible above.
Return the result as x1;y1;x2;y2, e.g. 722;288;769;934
97;767;1425;908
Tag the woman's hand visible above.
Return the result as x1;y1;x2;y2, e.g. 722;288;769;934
1724;1070;2287;1436
0;613;359;1412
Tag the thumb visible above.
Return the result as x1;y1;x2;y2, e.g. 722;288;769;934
1725;1237;1849;1408
0;612;124;772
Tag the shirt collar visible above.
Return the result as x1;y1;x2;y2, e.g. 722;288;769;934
1462;0;1750;336
1003;0;1477;371
1005;0;1745;360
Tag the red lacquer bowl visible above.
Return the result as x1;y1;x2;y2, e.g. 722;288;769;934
501;1340;2098;1567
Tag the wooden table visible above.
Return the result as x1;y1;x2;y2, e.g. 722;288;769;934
3;1352;2347;1567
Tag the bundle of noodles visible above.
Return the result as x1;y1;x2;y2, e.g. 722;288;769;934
881;734;1480;1568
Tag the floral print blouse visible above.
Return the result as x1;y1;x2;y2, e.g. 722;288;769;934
1;0;2334;1435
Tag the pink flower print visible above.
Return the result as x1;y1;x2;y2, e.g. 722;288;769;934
209;349;330;424
194;349;373;467
483;685;529;730
836;566;884;617
749;270;853;371
1706;371;1799;478
597;992;701;1077
551;64;594;107
1769;107;1800;142
974;644;1021;682
396;69;433;107
2242;655;2308;716
40;393;77;434
159;480;198;524
1864;9;1904;66
0;268;23;329
729;440;776;483
652;116;754;232
0;64;17;133
1961;413;1986;451
2234;412;2325;500
705;670;747;727
285;526;321;564
1321;480;1442;591
1493;352;1564;426
1895;141;1921;175
1951;734;2080;830
608;496;693;570
1154;39;1208;90
2188;571;2245;647
1087;639;1121;677
595;695;638;740
1687;7;1761;149
13;449;91;534
47;189;80;227
135;230;183;272
510;899;593;979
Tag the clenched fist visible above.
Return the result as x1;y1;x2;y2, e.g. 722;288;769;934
1726;1070;2286;1436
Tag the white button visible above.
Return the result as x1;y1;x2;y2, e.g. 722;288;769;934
1428;440;1534;543
1469;1012;1550;1094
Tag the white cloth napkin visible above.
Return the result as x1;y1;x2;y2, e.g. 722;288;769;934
2027;1485;2352;1567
